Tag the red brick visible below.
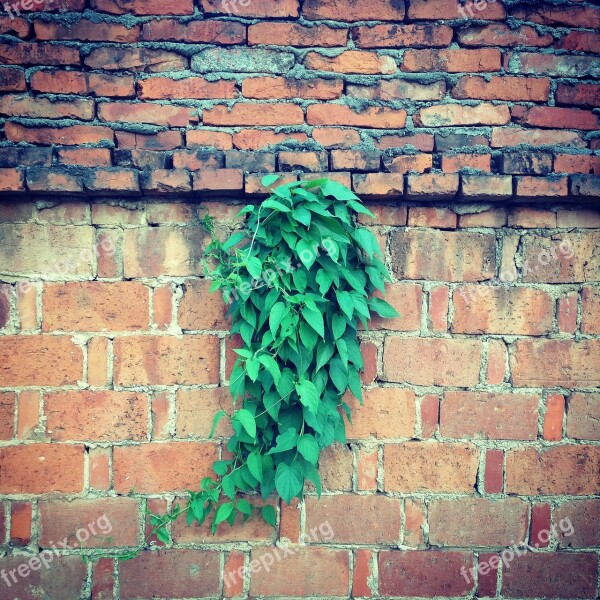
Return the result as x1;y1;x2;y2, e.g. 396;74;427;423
379;551;473;597
441;391;539;441
555;500;600;548
0;555;86;599
116;130;182;150
307;104;406;128
123;226;209;277
0;16;29;38
318;444;353;491
242;76;342;100
458;24;553;47
142;19;245;43
530;502;551;548
358;204;407;226
352;173;404;197
10;502;32;546
360;342;377;385
358;448;378;491
554;155;600;175
516;175;568;198
245;172;298;194
409;207;456;229
567;393;600;441
6;122;113;145
305;50;396;74
543;394;565;442
0;167;25;192
556;83;600;108
444;153;491;173
249;547;349;596
224;551;245;598
89;447;111;491
187;129;233;150
332;150;380;172
34;19;140;41
0;444;84;493
46;391;148;442
376;133;434;151
501;553;598;599
0;43;79;65
345;387;415;440
17;391;39;440
114;335;219;386
32;70;135;97
559;31;600;53
279;498;299;543
367;284;421;332
43;282;149;332
0;393;14;440
453;285;553;335
557;292;577;334
139;76;237;100
193;168;243;192
92;0;194;13
485;449;504;494
511;3;600;27
486;340;507;386
306;495;401;544
57;148;112;167
114;442;217;494
98;102;197;127
582;286;600;334
0;66;26;91
0;335;82;387
354;23;452;48
353;550;373;597
304;0;404;20
85;47;187;72
511;339;600;388
404;499;426;546
429;498;529;547
403;49;501;73
453;75;549;101
176;388;233;439
491;126;584;148
506;445;600;495
419;395;439;438
416;103;509;127
392;229;495;281
249;22;346;46
279;151;328;172
385;443;479;493
201;0;298;16
506;51;597;78
234;129;308;150
514;106;598;130
204;103;304;126
385;154;432;174
92;558;115;600
120;551;220;599
350;79;445;102
39;498;140;548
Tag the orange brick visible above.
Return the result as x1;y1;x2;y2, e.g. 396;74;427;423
404;499;426;547
153;286;173;329
420;395;439;438
543;394;565;441
558;292;578;333
10;502;32;546
352;550;373;597
358;448;379;491
304;50;396;74
151;392;171;440
428;285;449;332
17;391;40;440
224;551;245;598
204;103;304;126
279;498;299;544
89;447;111;490
17;283;37;330
487;339;507;385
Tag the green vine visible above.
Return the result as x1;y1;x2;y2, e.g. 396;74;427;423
124;177;399;553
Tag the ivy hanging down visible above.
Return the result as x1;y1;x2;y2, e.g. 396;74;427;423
147;177;399;543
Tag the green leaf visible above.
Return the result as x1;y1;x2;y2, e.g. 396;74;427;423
296;380;319;414
353;228;382;259
268;427;298;454
222;231;246;252
236;498;253;516
316;269;333;295
235;204;255;218
262;174;281;187
246;357;260;382
263;199;291;213
258;354;281;385
261;505;277;527
347;199;375;217
269;302;288;336
212;461;231;477
234;409;256;439
369;297;400;318
246;257;263;279
321;180;358;201
330;357;348;393
275;461;304;505
214;502;234;525
348;367;363;404
316;341;335;372
336;290;354;320
248;453;263;483
209;410;227;438
302;305;324;338
297;239;317;270
156;527;170;544
332;314;346;340
304;463;322;498
292;205;311;227
298;435;319;465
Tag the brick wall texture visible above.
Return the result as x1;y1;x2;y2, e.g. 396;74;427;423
0;0;599;598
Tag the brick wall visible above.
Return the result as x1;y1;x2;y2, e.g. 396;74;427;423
0;0;599;598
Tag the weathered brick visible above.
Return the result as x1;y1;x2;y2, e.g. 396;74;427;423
279;151;328;172
441;391;539;440
35;19;140;41
459;24;553;47
452;286;554;335
511;3;600;27
249;547;349;596
201;0;298;16
556;83;600;108
403;49;501;73
409;0;504;19
249;22;346;46
452;75;549;101
555;500;600;548
559;31;600;54
491;126;585;148
0;444;84;493
234;129;308;150
304;0;404;20
98;102;197;126
429;498;529;547
85;47;187;72
506;51;599;78
442;154;491;173
242;76;343;100
192;47;295;74
352;173;404;197
513;106;598;130
305;50;396;74
114;335;219;386
345;387;415;439
349;79;445;102
138;76;236;100
0;43;79;65
384;338;482;386
567;393;600;441
354;23;452;48
0;66;26;91
204;103;304;126
385;154;432;174
305;495;401;544
391;229;495;281
307;104;406;128
142;19;245;43
415;103;510;127
6;122;114;145
92;0;194;14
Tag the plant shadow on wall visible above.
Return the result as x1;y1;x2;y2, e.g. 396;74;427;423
118;177;399;556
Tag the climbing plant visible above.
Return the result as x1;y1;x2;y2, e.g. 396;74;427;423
139;176;399;547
